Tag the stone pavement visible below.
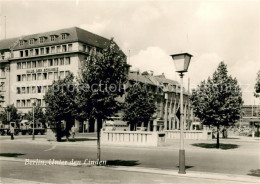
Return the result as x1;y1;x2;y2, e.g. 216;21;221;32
0;157;259;184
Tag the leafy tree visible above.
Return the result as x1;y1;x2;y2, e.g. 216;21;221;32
44;73;77;141
0;83;4;106
123;83;156;130
0;104;21;124
255;70;260;98
76;39;129;161
191;62;243;148
24;104;46;125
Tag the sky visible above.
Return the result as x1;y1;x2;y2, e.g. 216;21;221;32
0;0;259;105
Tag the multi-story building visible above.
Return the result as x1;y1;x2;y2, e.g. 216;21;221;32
0;27;110;114
0;27;193;132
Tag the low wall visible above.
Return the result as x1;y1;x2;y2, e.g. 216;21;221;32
101;131;165;147
165;130;212;140
46;128;56;141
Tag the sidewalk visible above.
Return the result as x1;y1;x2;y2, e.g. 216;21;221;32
0;157;259;184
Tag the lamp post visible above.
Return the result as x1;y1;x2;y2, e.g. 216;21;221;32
30;98;37;140
170;53;193;174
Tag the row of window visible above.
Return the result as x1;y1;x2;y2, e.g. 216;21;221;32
17;71;70;82
17;57;70;69
16;99;45;107
19;33;69;46
17;85;53;94
19;44;72;57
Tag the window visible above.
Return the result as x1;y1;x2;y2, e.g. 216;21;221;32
46;47;50;54
65;71;70;77
17;87;21;94
62;45;67;52
48;72;53;80
61;34;67;39
40;48;44;55
17;75;21;81
22;62;26;69
27;87;30;94
43;86;47;93
54;58;58;66
68;44;72;51
25;50;29;57
48;59;53;66
19;40;24;46
32;86;36;93
22;75;26;81
39;37;44;43
60;58;64;65
43;60;47;67
59;71;64;79
22;100;26;107
27;61;31;69
21;87;25;94
43;73;47;80
37;73;42;80
37;99;41;106
20;51;24;57
65;57;70;65
37;86;42;93
27;100;31;107
32;61;36;68
51;47;55;53
56;46;61;53
29;39;34;44
17;63;22;69
16;100;21;107
32;74;36;80
27;74;31;81
50;35;56;41
83;45;86;52
35;48;39;55
54;72;58;80
30;49;33;56
37;60;43;67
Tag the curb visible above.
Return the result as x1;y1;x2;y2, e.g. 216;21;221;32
0;157;259;183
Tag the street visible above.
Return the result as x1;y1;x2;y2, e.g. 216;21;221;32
0;134;260;175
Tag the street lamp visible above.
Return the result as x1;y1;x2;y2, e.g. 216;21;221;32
30;98;37;140
170;53;193;174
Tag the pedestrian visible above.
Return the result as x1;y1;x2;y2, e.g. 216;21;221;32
71;125;76;139
10;126;14;140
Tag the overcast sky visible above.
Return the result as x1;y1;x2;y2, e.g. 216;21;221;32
0;0;259;105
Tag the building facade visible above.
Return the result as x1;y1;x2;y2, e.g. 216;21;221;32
0;27;193;132
0;27;109;114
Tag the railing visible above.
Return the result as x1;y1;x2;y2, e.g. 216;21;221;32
165;130;212;140
101;131;165;147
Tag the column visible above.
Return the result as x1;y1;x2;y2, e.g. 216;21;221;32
164;97;168;130
169;98;173;130
94;119;97;132
173;98;177;129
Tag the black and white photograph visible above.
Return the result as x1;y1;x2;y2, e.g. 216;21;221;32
0;0;259;183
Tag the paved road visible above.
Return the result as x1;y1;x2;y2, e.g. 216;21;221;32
0;136;259;176
0;160;257;184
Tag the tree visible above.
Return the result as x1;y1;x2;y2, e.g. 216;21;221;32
123;83;156;130
0;104;21;124
255;70;260;98
0;83;4;106
44;73;77;141
76;39;129;161
191;62;243;148
24;104;46;124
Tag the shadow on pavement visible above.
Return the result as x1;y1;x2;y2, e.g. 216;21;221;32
192;143;239;150
248;169;260;177
60;138;97;142
106;160;140;166
176;165;194;170
0;153;25;157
